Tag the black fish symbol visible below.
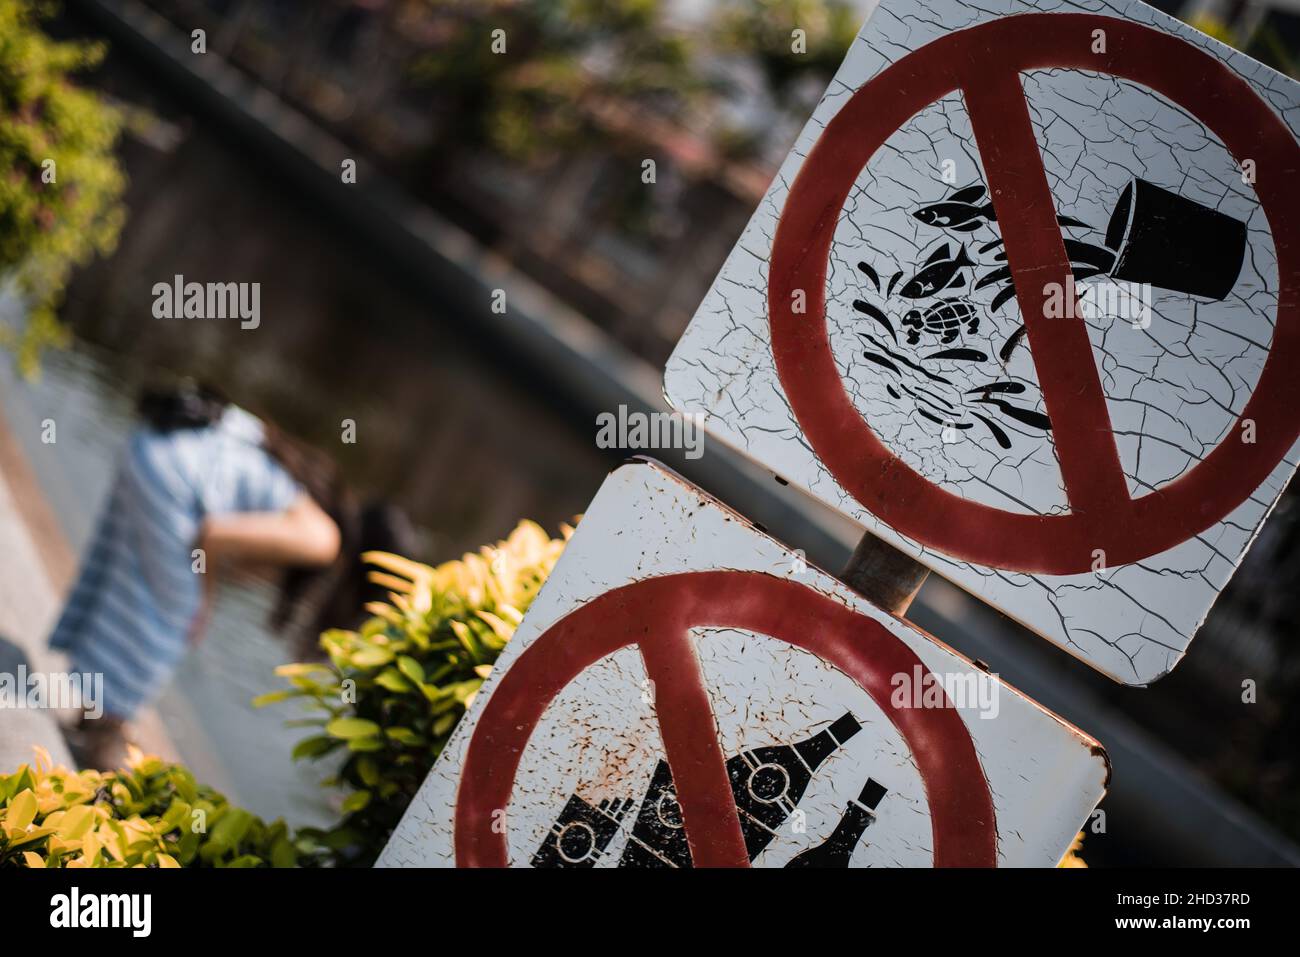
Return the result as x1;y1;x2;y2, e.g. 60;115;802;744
911;185;994;232
916;182;1091;234
899;244;976;298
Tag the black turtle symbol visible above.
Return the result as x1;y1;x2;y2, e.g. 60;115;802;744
902;298;980;345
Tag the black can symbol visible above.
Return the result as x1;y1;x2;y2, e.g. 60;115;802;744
1104;177;1247;301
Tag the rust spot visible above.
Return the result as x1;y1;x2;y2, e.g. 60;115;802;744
1089;743;1113;790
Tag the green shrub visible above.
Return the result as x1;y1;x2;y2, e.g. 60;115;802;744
0;0;127;375
257;519;571;866
1;745;313;867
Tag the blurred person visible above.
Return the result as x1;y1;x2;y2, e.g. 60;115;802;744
49;381;411;769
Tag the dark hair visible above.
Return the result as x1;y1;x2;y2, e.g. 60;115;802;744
137;381;229;431
275;500;418;654
136;383;415;655
262;425;417;654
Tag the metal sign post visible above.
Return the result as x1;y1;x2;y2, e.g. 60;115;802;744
840;533;930;616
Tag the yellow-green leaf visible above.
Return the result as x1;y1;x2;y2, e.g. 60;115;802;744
396;656;424;684
8;826;55;850
350;646;393;668
326;717;381;740
432;713;457;737
341;791;372;814
6;789;38;830
476;610;514;643
99;822;128;862
374;669;412;693
251;689;298;708
292;736;338;760
56;804;96;840
273;662;332;678
357;757;380;787
449;619;476;654
363;551;434;582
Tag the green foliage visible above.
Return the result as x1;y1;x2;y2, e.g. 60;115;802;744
0;745;313;868
712;0;860;106
1058;831;1087;868
410;0;715;162
1186;14;1238;48
1186;13;1297;80
258;519;571;865
0;0;126;376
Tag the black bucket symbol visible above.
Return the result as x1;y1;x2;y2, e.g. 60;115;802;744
1104;177;1247;301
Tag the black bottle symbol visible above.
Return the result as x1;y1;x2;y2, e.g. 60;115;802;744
618;711;862;867
730;711;862;860
785;777;889;868
530;795;631;868
619;760;691;868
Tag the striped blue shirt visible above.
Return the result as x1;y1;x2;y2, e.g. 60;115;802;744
49;407;301;719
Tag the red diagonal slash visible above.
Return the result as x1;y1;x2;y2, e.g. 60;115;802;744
963;68;1132;520
454;572;997;868
769;13;1300;574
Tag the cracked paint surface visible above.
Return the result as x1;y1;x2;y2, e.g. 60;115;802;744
664;0;1300;685
377;461;1107;868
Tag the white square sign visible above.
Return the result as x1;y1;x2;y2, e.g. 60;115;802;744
379;460;1107;868
664;0;1300;684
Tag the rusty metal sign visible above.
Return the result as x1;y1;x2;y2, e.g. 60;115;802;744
379;460;1108;868
663;0;1300;685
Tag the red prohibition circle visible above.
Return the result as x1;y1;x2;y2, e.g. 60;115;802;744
454;571;998;868
769;13;1300;574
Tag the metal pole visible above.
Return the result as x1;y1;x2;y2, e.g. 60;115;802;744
839;532;930;616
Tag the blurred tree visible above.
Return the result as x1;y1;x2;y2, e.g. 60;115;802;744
0;0;125;376
1187;10;1298;80
405;0;717;164
711;0;860;110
